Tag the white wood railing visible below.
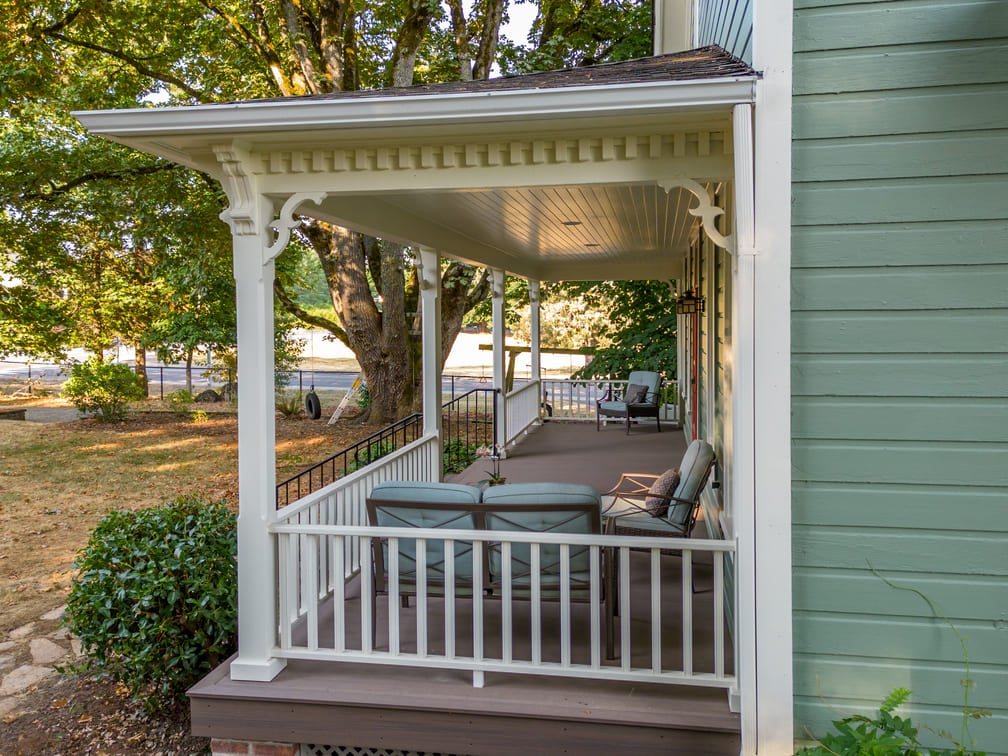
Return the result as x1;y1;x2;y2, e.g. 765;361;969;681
504;379;541;447
273;434;440;627
541;379;681;424
271;517;736;690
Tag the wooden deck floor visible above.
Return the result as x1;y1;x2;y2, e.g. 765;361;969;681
190;422;740;754
449;417;689;494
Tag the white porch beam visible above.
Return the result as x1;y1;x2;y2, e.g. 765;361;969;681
491;269;507;454
528;279;542;425
418;246;443;480
224;190;286;682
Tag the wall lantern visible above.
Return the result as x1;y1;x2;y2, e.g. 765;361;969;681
676;289;706;314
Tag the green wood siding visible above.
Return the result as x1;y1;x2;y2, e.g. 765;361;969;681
791;0;1008;751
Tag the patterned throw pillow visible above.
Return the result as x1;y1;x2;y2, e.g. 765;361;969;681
625;383;649;404
644;468;680;516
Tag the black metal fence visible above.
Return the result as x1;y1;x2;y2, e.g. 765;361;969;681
275;388;497;507
0;360;497;403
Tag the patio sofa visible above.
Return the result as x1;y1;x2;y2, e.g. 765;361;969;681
367;480;602;600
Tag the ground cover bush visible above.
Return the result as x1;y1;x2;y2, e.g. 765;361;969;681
64;495;237;710
61;356;146;420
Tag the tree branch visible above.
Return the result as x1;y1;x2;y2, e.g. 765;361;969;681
15;163;181;203
44;31;206;102
273;278;349;345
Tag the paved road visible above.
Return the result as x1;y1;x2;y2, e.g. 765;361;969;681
0;361;505;400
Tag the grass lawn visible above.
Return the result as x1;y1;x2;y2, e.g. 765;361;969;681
0;399;377;634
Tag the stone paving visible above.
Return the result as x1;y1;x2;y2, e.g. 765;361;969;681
0;605;79;723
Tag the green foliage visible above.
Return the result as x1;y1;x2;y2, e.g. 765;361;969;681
61;356;146;421
499;0;652;74
796;688;986;756
561;280;678;379
442;439;478;474
166;389;193;413
64;495;237;710
348;439;396;472
275;392;303;417
356;383;372;410
190;409;210;424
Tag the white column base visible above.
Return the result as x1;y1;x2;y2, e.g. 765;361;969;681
229;655;287;682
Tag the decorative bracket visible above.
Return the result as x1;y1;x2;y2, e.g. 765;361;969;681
214;144;257;236
658;178;734;254
265;192;328;262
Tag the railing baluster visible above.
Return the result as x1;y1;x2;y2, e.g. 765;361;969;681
444;537;456;659
416;538;427;657
333;536;345;652
304;534;319;651
502;541;513;663
531;543;541;666
361;535;373;654
278;534;292;649
473;538;484;666
714;550;725;680
683;549;694;676
590;545;600;669
389;536;400;655
560;543;571;669
650;547;661;673
620;546;631;670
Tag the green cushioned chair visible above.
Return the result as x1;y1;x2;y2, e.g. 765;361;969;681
481;483;602;598
367;481;481;599
601;439;716;659
596;370;663;434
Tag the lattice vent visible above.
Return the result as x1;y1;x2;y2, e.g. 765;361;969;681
301;746;458;756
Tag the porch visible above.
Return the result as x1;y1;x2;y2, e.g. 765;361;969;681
190;421;739;754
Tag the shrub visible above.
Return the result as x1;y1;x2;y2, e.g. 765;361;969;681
442;439;478;474
62;356;146;421
166;389;193;413
348;439;394;472
64;495;237;709
275;392;302;417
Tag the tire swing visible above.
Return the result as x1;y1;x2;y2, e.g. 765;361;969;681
304;335;322;420
305;390;322;420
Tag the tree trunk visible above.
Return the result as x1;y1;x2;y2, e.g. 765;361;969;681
134;341;149;396
185;348;193;395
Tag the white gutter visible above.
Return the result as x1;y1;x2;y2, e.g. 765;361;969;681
73;77;756;138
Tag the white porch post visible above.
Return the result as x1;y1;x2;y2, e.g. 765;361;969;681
528;279;542;423
418;246;443;480
752;0;796;747
730;103;758;750
219;185;286;682
491;268;507;454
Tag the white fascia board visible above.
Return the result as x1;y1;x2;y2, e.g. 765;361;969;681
73;77;756;141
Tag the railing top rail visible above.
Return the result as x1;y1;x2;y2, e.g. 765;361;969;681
270;522;737;551
273;433;439;521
